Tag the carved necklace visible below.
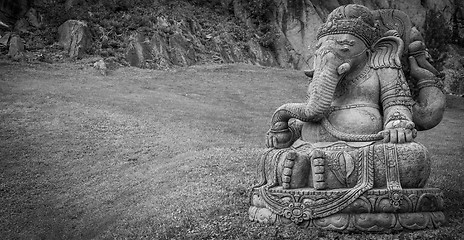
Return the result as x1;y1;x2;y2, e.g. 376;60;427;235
335;62;372;97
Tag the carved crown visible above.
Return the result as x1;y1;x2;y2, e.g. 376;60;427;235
317;4;381;47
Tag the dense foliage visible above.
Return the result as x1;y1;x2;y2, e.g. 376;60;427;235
424;9;452;71
28;0;258;65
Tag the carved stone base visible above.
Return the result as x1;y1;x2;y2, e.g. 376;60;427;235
249;188;446;232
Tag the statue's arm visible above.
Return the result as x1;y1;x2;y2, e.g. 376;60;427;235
408;41;446;130
378;68;416;143
266;119;302;149
372;35;416;143
288;119;303;140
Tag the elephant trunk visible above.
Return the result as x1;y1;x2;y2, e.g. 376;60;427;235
305;59;350;119
271;51;349;129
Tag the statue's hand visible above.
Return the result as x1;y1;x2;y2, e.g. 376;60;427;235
266;121;293;149
408;56;436;80
408;41;439;79
380;120;417;144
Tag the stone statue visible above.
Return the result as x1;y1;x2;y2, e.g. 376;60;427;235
249;4;446;232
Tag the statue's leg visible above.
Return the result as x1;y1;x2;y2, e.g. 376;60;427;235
255;143;321;190
253;147;313;190
278;144;361;190
372;142;430;188
281;150;312;189
281;148;331;190
311;149;327;190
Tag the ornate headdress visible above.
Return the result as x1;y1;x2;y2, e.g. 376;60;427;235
316;4;381;47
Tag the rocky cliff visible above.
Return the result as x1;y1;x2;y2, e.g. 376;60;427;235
229;0;464;70
124;0;464;72
232;0;464;95
1;0;463;94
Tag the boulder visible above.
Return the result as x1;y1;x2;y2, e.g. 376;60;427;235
168;32;197;66
247;39;278;67
8;35;24;60
126;30;199;69
126;33;145;68
93;59;107;75
281;1;324;69
125;32;158;68
58;20;92;58
25;8;41;29
150;32;171;68
0;32;11;47
13;18;29;32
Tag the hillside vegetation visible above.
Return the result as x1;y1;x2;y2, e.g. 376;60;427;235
1;0;463;94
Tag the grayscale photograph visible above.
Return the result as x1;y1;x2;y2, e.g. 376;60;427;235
1;0;463;239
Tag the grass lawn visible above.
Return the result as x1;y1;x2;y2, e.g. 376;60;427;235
0;60;463;239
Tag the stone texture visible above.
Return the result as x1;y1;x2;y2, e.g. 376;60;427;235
93;59;108;76
13;18;29;32
125;18;278;69
250;188;446;231
230;0;462;70
250;4;446;232
283;1;325;69
0;31;11;47
120;1;462;70
10;8;40;33
25;8;41;29
247;39;279;66
58;20;91;58
8;35;24;59
125;33;151;68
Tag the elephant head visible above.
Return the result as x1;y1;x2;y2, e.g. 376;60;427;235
270;4;445;133
270;4;379;130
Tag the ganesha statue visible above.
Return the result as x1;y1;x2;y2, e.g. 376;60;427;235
249;4;446;232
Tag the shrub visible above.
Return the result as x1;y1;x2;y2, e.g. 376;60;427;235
424;9;452;71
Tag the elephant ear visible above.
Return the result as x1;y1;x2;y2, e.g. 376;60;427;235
370;35;404;69
372;9;412;53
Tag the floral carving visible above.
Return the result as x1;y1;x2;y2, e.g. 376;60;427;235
282;203;313;224
389;190;404;210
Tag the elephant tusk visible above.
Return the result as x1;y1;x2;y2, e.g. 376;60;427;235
337;63;351;75
304;69;314;78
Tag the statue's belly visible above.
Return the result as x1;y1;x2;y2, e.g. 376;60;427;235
301;107;382;143
329;108;383;134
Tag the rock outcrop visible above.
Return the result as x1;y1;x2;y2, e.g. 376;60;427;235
0;32;24;61
125;17;278;69
58;20;91;58
229;0;464;70
7;34;24;60
1;0;462;93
